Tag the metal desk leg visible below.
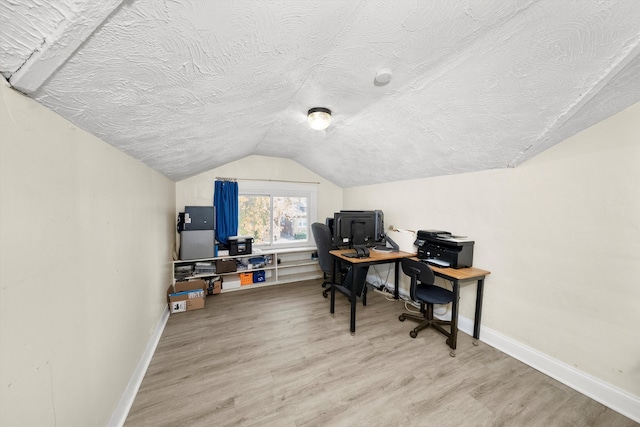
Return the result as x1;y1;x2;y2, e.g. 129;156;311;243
330;258;336;315
448;280;460;357
473;277;485;345
358;265;367;306
350;265;357;335
393;260;400;300
362;277;367;306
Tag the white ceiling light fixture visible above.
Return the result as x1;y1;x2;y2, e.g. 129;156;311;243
307;107;332;130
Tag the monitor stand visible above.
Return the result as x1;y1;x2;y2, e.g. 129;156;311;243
372;234;399;252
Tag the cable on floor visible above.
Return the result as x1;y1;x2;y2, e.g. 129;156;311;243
403;301;421;314
371;286;399;301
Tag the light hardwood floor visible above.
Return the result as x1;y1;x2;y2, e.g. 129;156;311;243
125;280;638;427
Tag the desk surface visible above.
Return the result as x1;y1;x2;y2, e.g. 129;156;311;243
429;265;491;280
407;256;490;279
330;248;415;264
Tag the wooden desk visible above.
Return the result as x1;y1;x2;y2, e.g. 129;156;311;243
427;264;491;355
329;249;413;334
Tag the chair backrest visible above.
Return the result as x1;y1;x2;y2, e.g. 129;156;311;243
311;222;334;275
401;257;435;302
342;264;369;297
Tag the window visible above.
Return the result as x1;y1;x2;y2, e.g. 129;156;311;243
238;181;317;247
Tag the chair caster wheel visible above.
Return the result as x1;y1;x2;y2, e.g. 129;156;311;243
409;330;418;338
449;350;456;357
323;293;328;298
399;315;405;322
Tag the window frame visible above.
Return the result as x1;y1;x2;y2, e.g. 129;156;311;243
238;181;318;249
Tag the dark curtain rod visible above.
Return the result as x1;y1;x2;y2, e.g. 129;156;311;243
215;177;320;185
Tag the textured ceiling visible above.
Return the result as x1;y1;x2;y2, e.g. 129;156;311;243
2;1;640;187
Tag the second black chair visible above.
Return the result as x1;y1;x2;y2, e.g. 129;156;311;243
399;258;455;348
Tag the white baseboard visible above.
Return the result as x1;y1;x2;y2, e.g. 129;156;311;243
457;316;640;423
108;307;170;427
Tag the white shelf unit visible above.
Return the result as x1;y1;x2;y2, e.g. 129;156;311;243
173;246;321;292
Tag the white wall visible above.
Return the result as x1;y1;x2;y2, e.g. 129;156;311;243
0;81;176;426
175;155;343;246
344;102;640;399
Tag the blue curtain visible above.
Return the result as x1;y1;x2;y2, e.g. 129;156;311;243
214;180;239;245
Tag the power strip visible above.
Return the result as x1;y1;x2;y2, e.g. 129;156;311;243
372;287;396;297
371;287;420;308
371;285;448;314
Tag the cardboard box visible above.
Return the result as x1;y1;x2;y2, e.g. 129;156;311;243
215;259;237;273
207;277;222;295
212;280;222;294
174;279;207;293
168;280;207;314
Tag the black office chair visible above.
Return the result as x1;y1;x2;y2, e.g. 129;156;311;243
312;222;336;296
399;258;455;348
311;222;368;301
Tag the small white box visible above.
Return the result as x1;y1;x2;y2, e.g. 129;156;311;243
222;275;241;290
387;229;417;254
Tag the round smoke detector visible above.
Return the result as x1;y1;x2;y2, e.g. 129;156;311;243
375;68;392;85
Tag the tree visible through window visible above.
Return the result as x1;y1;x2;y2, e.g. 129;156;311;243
238;195;270;244
239;194;309;246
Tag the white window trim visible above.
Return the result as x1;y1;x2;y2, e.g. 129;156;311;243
238;181;318;248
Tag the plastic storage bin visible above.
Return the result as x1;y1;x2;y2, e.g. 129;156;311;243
239;272;253;285
253;270;266;283
229;236;253;256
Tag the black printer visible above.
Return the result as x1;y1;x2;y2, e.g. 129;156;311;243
415;230;474;269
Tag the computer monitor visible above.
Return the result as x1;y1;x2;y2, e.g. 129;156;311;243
332;210;384;247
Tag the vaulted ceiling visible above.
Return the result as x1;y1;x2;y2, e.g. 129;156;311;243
2;1;640;187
